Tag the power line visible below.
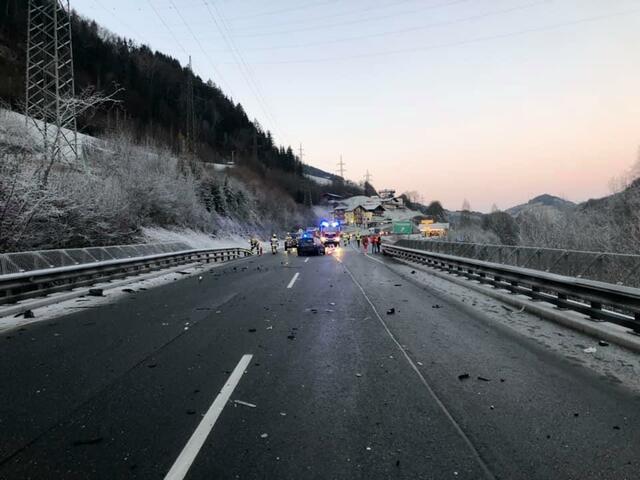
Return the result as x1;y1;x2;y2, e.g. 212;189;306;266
231;0;469;38
225;0;343;22
147;0;189;56
212;2;283;139
92;0;153;45
202;0;288;144
166;0;236;98
241;7;640;65
235;0;549;53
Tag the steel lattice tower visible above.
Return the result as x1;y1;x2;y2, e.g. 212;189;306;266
25;0;78;163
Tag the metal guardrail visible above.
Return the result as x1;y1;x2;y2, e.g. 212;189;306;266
0;242;191;275
0;247;252;305
382;243;640;334
395;239;640;288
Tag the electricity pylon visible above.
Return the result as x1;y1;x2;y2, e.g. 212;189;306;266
25;0;78;164
337;155;346;178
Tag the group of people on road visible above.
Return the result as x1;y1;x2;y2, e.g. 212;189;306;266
351;231;381;254
363;233;381;254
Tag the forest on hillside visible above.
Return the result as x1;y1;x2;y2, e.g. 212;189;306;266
0;0;362;205
0;0;367;251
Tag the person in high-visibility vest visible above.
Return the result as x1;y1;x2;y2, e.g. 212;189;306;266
355;232;361;248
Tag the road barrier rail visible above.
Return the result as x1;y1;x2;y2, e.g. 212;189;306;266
0;246;252;305
393;239;640;288
382;242;640;334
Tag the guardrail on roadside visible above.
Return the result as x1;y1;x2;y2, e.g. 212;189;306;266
393;239;640;289
382;243;640;334
0;247;252;306
0;242;192;276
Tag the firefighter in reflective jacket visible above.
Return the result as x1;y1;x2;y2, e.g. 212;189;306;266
270;234;279;254
355;232;361;248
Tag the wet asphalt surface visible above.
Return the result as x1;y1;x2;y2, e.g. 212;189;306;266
0;247;639;480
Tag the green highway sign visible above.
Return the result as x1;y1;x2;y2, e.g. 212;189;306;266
392;221;413;234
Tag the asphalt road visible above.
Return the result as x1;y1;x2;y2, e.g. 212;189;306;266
0;246;639;479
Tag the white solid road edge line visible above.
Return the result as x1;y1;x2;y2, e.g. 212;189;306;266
164;354;253;480
286;272;300;289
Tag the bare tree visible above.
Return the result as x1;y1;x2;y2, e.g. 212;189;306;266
31;85;123;185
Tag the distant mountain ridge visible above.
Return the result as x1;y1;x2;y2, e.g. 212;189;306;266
506;194;575;216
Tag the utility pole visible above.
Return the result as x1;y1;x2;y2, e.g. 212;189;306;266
364;170;373;184
337;155;346;178
298;143;304;161
185;55;196;161
25;0;78;164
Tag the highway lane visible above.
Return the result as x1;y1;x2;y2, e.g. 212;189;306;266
0;247;638;479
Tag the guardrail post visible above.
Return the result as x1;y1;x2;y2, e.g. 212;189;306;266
555;292;569;310
589;301;603;321
530;285;542;301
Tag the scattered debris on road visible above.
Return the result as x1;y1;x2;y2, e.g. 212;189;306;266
598;340;609;347
122;288;135;293
431;304;442;309
356;373;362;377
72;437;104;446
233;400;256;408
477;376;491;382
88;288;104;297
248;328;257;333
458;373;470;381
583;347;597;354
260;433;269;439
386;308;395;315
